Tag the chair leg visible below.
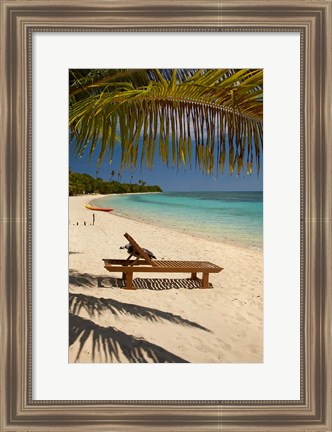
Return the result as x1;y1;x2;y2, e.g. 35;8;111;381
201;273;209;288
124;272;135;290
191;272;198;280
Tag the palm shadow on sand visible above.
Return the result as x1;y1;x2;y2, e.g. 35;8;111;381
69;270;212;363
69;314;189;363
69;292;211;332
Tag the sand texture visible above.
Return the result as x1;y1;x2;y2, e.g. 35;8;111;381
69;195;263;363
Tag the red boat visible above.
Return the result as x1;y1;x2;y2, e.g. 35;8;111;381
85;205;113;212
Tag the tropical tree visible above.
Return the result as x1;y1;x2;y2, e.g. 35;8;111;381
69;69;263;176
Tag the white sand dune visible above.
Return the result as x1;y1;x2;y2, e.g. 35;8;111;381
69;195;263;363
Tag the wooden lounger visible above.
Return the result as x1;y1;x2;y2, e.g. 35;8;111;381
103;233;223;290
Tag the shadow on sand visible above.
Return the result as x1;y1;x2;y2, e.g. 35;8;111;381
69;270;211;290
69;292;210;332
69;270;212;363
69;314;189;363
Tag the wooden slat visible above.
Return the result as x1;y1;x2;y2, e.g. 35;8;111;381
124;233;157;266
154;260;222;270
104;258;222;271
103;259;148;266
104;261;223;273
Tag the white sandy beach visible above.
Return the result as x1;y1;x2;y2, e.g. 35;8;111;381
69;194;263;363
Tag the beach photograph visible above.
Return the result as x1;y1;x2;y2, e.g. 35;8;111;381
68;69;263;363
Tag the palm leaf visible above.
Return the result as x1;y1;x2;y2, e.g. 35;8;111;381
69;68;263;176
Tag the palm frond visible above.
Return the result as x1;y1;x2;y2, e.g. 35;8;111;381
69;68;263;175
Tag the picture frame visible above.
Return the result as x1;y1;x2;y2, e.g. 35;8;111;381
0;0;331;430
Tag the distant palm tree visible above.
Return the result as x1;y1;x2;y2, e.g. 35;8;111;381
94;169;99;194
69;69;263;176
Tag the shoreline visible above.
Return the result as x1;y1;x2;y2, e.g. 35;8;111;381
89;193;262;252
69;194;263;363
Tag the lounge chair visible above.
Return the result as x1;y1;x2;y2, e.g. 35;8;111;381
103;233;223;290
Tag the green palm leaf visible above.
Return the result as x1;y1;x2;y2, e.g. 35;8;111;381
69;69;263;175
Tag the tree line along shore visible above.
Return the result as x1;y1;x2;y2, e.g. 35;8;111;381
69;170;162;196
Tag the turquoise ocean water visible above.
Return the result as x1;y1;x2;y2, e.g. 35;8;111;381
92;192;263;249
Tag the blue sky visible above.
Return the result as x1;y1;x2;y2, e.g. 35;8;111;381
69;140;263;192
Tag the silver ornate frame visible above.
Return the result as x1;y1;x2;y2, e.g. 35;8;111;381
0;1;331;431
